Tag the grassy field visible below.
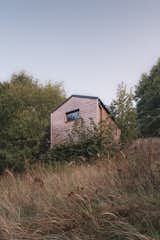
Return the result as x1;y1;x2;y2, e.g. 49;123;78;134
0;138;160;239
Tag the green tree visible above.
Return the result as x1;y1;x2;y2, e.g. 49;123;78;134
135;59;160;137
0;72;65;172
110;82;137;142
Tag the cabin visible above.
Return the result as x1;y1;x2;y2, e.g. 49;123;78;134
50;95;121;146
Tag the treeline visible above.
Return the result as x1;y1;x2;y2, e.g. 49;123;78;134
0;58;160;172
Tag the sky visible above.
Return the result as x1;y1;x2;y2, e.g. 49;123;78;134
0;0;160;104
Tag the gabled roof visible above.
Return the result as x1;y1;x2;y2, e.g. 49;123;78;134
52;94;115;121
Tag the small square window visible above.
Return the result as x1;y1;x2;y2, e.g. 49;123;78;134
66;109;80;122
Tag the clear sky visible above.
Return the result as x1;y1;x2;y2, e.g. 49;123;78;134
1;0;160;103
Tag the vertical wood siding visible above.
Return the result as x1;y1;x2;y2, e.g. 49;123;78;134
51;97;98;145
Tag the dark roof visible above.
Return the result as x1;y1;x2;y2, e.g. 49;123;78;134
72;94;98;99
52;94;115;121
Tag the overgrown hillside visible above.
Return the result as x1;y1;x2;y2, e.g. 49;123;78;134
0;138;159;240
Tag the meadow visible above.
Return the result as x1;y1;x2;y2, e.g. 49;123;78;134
0;138;159;240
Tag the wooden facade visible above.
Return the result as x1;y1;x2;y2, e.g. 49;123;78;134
51;95;121;145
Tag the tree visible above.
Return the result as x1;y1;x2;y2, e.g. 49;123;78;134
135;59;160;137
0;72;65;172
110;82;137;143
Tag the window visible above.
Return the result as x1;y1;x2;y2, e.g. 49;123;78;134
66;109;80;122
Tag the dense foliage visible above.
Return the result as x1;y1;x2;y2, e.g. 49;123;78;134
46;119;119;163
136;59;160;137
110;82;137;142
0;72;65;172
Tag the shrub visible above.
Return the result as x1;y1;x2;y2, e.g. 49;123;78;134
45;119;119;164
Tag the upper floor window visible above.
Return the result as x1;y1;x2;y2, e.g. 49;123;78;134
66;109;80;122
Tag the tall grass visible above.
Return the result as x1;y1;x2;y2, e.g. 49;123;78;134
0;138;159;239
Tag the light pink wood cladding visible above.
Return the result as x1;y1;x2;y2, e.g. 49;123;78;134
51;97;99;145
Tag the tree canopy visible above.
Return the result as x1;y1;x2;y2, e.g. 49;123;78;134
110;82;137;142
0;72;65;172
135;59;160;137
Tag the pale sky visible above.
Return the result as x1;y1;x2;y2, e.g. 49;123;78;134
0;0;160;103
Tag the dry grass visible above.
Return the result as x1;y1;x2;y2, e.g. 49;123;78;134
0;138;160;239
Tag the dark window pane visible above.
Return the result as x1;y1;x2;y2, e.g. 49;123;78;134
66;109;79;121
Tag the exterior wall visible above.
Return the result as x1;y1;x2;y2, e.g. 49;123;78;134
97;103;121;142
51;97;98;145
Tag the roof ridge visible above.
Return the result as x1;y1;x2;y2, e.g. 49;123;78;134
52;94;115;122
71;94;98;99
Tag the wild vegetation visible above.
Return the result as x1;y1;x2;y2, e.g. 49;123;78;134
0;72;65;173
135;59;160;137
110;82;138;143
0;138;159;240
45;119;118;163
0;58;160;171
0;59;160;239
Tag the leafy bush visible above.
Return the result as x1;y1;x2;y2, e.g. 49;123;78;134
45;118;119;164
